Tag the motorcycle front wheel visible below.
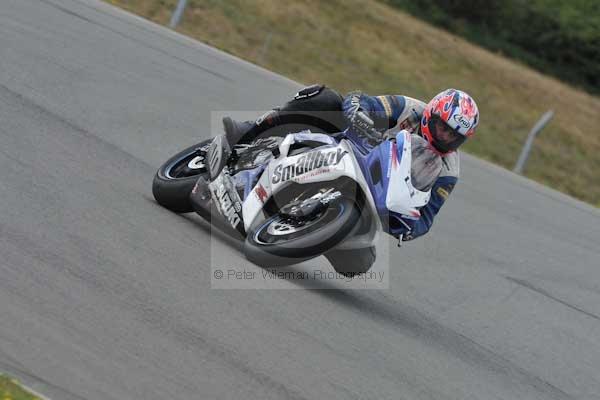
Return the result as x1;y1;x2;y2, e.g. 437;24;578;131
244;185;361;267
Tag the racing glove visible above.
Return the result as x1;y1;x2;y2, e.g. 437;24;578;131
344;91;382;142
351;109;374;133
350;110;382;143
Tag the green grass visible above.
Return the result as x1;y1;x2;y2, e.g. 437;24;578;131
106;0;600;206
0;376;42;400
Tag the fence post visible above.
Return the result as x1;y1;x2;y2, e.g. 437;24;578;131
258;32;273;65
169;0;188;28
513;110;554;174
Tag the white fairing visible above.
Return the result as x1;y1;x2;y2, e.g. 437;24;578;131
242;130;431;240
385;131;431;220
242;166;272;232
242;132;378;234
277;131;337;157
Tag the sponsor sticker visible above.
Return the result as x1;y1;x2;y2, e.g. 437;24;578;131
453;114;471;129
271;148;347;184
436;187;450;200
255;184;268;203
214;183;241;228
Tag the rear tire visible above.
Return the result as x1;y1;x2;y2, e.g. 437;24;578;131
152;140;212;213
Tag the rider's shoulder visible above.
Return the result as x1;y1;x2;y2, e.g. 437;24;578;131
399;96;427;114
378;95;427;118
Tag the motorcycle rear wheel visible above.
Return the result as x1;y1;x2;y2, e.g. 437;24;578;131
152;139;212;213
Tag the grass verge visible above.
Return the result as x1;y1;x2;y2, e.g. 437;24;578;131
0;375;42;400
106;0;600;206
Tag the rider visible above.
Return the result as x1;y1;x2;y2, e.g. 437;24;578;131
216;84;479;242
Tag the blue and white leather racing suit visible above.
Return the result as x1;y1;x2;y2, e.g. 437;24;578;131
342;92;460;241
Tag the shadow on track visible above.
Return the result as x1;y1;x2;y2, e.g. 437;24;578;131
146;194;570;399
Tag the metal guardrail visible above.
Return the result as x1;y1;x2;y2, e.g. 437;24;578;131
513;110;554;174
169;0;188;28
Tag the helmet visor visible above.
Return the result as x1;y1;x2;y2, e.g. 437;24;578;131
428;114;466;153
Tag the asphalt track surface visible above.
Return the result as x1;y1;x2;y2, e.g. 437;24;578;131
1;1;599;399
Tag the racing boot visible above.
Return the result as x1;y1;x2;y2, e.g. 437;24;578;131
222;109;282;146
221;116;254;145
207;112;281;180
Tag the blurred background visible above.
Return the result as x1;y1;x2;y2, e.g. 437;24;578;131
106;0;600;206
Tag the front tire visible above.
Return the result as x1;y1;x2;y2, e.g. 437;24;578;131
325;246;376;277
152;139;212;213
244;187;361;267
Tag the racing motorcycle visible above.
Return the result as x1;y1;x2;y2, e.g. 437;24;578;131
152;126;433;276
